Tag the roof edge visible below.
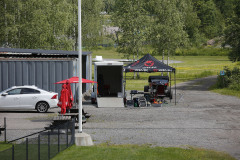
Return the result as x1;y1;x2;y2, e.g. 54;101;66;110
0;48;92;56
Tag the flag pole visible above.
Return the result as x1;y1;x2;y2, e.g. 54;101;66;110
78;0;82;133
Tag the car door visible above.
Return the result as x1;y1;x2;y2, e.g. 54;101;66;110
19;88;40;109
0;88;21;109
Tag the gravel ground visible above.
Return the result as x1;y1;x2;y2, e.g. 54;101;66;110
1;76;240;159
83;76;240;159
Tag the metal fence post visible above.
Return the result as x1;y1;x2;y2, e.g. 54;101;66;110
66;123;68;148
48;131;50;160
4;117;6;142
26;138;28;160
58;129;60;153
38;135;40;160
71;118;75;145
12;144;14;160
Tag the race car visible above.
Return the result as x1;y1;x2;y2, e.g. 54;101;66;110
144;76;172;103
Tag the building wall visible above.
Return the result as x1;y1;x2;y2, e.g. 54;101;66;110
0;55;92;97
0;60;74;95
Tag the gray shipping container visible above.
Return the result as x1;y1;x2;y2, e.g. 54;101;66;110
0;59;91;97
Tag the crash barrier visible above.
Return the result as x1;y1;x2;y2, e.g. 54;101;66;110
0;119;75;160
0;117;6;142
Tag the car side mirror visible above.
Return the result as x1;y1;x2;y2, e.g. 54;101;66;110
1;93;8;96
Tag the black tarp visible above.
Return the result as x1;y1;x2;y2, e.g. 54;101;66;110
124;54;175;73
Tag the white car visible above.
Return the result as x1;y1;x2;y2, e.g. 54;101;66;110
0;86;58;113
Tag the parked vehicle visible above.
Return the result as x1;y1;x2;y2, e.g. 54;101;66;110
0;86;58;112
144;76;172;103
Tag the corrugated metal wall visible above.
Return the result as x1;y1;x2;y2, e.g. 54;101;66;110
0;60;74;95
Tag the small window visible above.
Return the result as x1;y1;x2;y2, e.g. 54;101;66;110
20;88;40;94
7;89;21;95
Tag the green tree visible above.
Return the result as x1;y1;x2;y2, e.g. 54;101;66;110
0;0;22;48
112;0;150;59
48;0;75;50
192;0;224;39
214;0;236;19
20;0;53;49
224;1;240;62
148;0;189;59
0;0;104;50
177;0;202;46
82;0;104;49
68;0;104;50
103;0;115;14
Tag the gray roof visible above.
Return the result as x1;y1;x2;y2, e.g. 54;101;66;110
0;48;91;58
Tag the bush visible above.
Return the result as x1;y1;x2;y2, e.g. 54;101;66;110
216;67;240;91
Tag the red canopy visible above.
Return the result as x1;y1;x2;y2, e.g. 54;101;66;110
55;77;97;84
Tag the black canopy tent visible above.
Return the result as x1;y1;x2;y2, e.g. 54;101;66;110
124;54;176;105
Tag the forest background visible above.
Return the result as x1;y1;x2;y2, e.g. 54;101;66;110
0;0;240;92
0;0;239;61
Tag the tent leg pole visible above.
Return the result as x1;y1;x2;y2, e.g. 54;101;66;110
170;72;171;103
175;72;176;105
124;72;126;105
125;72;126;85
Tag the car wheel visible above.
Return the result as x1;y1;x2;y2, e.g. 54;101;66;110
169;91;173;100
36;102;49;113
91;98;96;104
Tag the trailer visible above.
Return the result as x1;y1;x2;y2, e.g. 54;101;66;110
91;61;125;107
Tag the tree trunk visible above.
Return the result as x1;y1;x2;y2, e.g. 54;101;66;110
137;48;139;78
161;51;164;76
133;54;136;79
167;51;169;76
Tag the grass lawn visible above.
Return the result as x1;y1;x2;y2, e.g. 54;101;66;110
52;144;235;160
0;143;69;160
92;48;124;59
126;56;237;90
210;87;240;98
0;142;11;152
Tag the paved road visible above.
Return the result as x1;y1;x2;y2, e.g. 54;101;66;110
1;76;240;159
0;110;57;142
